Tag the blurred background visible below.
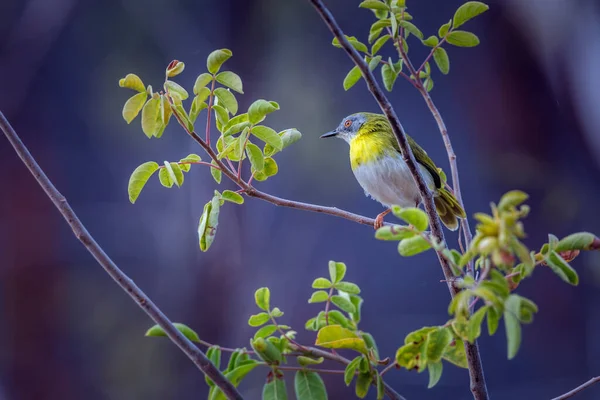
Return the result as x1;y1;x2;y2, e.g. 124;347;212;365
2;0;600;399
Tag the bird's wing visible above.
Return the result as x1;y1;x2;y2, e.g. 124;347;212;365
406;135;442;189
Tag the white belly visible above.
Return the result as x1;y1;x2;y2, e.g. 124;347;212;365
352;154;435;208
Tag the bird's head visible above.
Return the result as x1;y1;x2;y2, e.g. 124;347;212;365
320;112;382;144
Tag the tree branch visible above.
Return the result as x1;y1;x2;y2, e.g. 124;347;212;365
0;111;243;400
306;1;488;399
551;376;600;400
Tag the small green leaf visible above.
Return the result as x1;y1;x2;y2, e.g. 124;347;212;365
158;168;173;188
179;154;201;172
255;287;270;311
207;49;232;74
371;35;390;55
504;295;522;359
128;162;159;203
545;251;579;285
426;327;452;362
335;282;360;294
312;278;332;289
381;63;397;91
212;104;230;127
251;125;283;151
446;31;480;47
427;361;443;388
343;66;362;91
194;73;213;95
332;36;368;53
433;47;450;75
316;325;368;354
164;81;189;100
487;307;500;335
145;322;200;342
398;236;431;256
119;73;146;92
246;142;264;171
438;19;452;38
453;1;489;29
344;356;361;386
376;374;384;400
498;190;529;211
328;310;352;328
253;324;278;340
294;370;328;400
442;338;468;368
210;361;259;400
207;345;221;369
140;97;161;137
262;378;288;400
166;60;185;78
398;20;423;39
122;92;148;124
424;77;434;92
331;295;356;313
248;99;279;124
216;71;243;94
198;197;220;252
248;312;270;327
355;373;371;399
170;102;194;133
308;290;329;303
422;35;439;47
169;162;184;187
210;160;222;183
359;0;388;11
468;306;488;343
162;161;179;187
375;225;416;240
221;190;244;204
392;207;428;231
328;261;346;283
213;87;238;115
264;128;302;156
556;232;597;252
297;356;325;367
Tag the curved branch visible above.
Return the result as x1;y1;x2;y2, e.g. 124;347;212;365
0;111;243;400
551;376;600;400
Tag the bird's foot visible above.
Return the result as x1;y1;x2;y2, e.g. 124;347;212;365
374;209;392;230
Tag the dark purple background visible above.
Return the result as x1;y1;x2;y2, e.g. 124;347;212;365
1;0;600;399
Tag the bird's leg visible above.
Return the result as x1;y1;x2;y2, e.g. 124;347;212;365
374;209;391;230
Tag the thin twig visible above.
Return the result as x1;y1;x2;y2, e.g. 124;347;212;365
0;111;243;400
380;362;398;377
306;1;488;399
551;376;600;400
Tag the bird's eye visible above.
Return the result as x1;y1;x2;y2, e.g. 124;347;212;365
343;119;352;128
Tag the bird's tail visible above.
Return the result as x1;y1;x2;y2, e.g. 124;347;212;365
434;188;466;231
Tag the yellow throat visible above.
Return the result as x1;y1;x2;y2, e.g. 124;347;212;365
349;131;395;170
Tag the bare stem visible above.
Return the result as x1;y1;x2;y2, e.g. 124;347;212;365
306;1;488;399
380;362;398;377
0;111;243;400
551;376;600;400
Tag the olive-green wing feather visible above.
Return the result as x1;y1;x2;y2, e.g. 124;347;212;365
406;135;442;189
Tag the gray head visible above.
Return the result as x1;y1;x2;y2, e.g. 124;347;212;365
320;113;368;144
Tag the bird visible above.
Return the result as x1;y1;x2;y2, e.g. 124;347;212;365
320;112;465;230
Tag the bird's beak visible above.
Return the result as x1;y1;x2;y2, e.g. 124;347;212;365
320;130;338;138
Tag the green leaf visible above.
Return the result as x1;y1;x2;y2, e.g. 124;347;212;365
344;356;361;386
128;162;159;203
433;47;450;75
297;356;325;366
335;282;360;294
198;196;220;252
376;374;384;400
178;154;201;172
468;306;488;343
169;162;184;187
207;49;232;74
359;0;388;11
355;373;371;399
207;345;222;369
140;97;161;137
162;161;179;188
262;378;288;400
368;56;381;72
216;71;243;94
453;1;489;29
166;60;185;78
253;324;278;340
248;99;279;124
223;121;250;138
164;81;189;100
392;206;428;231
427;361;443;388
332;36;368;53
438;19;452;38
375;225;415;240
210;361;259;400
212;104;230;128
255;287;270;311
487;307;500;335
246;142;264;172
248;312;270;327
426;327;452;362
210;160;222;183
119;73;146;92
442;338;468;368
312;278;332;289
189;96;207;123
308;290;329;303
398;20;423;39
446;30;480;47
251;125;283;151
294;370;327;400
194;73;213;95
328;261;346;283
498;190;529;211
170;102;194;133
422;35;439;47
158;168;173;188
225;350;241;373
545;251;579;285
398;236;431;256
343;66;362;91
316;325;368;354
504;295;522;359
222;190;244;204
556;232;597;252
145;322;200;342
331;295;356;313
381;63;397;91
264;129;302;156
371;35;390;55
214;87;238;115
122;92;148;124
